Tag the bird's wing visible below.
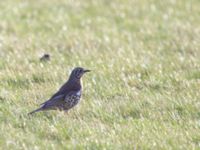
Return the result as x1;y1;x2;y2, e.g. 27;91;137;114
42;91;79;110
41;94;65;109
49;82;69;99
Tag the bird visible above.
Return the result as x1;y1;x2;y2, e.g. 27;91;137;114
40;53;50;61
28;67;91;115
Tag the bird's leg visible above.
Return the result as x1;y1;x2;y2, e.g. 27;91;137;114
64;110;69;115
73;110;80;119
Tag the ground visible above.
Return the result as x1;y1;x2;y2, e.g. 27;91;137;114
0;0;199;149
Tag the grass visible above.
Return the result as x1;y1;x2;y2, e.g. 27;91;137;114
0;0;200;149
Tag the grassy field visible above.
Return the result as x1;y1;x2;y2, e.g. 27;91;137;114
0;0;200;149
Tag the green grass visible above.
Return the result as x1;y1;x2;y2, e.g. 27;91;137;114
0;0;200;149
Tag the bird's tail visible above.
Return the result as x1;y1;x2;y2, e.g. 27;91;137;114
28;107;43;115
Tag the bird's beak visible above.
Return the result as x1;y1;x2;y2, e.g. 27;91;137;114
84;69;91;73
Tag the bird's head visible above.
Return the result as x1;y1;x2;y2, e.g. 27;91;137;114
69;67;91;80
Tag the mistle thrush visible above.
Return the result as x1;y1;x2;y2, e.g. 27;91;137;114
28;67;90;115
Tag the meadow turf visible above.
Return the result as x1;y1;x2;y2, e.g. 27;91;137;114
0;0;200;149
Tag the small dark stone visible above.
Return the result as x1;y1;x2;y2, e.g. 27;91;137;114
40;53;50;61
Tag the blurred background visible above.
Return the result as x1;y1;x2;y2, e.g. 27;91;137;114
0;0;199;149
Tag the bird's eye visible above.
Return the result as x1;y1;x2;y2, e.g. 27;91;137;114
77;69;81;74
